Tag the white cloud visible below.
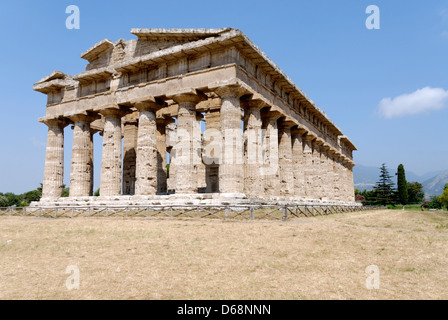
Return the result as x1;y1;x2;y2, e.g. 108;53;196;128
378;87;448;118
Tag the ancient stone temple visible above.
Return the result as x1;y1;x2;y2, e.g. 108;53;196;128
33;28;357;206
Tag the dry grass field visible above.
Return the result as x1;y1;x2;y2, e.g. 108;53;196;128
1;209;447;300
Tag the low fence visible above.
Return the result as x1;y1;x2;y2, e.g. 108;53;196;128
0;204;382;221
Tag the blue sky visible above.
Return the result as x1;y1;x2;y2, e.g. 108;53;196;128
0;0;447;193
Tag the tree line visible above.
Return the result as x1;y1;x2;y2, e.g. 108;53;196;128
355;163;448;210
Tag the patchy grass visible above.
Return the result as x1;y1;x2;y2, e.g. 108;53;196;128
0;209;447;300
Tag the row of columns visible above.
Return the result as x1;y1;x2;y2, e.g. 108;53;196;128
41;85;354;202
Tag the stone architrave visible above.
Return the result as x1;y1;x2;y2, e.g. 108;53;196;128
41;118;69;199
278;119;295;196
99;107;130;197
133;98;165;196
68;113;99;197
243;100;265;196
170;92;206;194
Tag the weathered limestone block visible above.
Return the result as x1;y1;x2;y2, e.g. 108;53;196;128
41;118;69;199
215;85;246;194
133;99;164;195
243;100;265;197
170;92;205;194
68;114;98;197
278;119;295;196
122;118;138;195
99;107;129;196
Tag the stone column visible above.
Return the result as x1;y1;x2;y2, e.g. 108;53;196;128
243;100;265;196
278;119;295;196
333;154;343;201
302;134;316;199
133;99;164;196
195;112;206;192
320;144;332;201
312;139;324;200
170;92;205;194
122;117;138;195
204;108;220;193
41;118;69;199
346;162;355;202
215;85;246;194
99;107;129;197
291;127;307;198
262;110;282;197
156;118;173;194
89;129;98;196
68;113;98;197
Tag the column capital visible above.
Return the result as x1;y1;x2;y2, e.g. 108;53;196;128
302;132;317;142
214;85;248;99
66;111;100;123
97;105;131;118
241;99;267;111
131;96;166;111
39;117;70;128
278;117;297;129
263;110;283;122
291;126;308;136
169;91;207;105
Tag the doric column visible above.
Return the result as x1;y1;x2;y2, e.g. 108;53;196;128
346;161;355;202
99;107;130;197
132;98;165;196
243;100;265;196
302;134;316;198
122;117;138;195
204;108;220;193
261;110;282;196
170;92;206;194
195;112;206;192
291;127;307;198
320;144;333;201
277;118;295;196
156;118;174;194
215;85;247;194
68;113;99;197
312;139;325;200
41;118;69;199
333;154;343;201
89;129;98;196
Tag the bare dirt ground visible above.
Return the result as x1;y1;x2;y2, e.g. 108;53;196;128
0;209;447;300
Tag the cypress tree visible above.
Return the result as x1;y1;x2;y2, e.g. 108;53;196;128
396;164;408;206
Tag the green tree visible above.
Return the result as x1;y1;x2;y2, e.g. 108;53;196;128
3;193;22;207
427;195;443;209
94;188;100;197
439;184;448;210
396;164;408;206
354;188;360;196
373;163;396;206
0;195;8;207
407;182;424;203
